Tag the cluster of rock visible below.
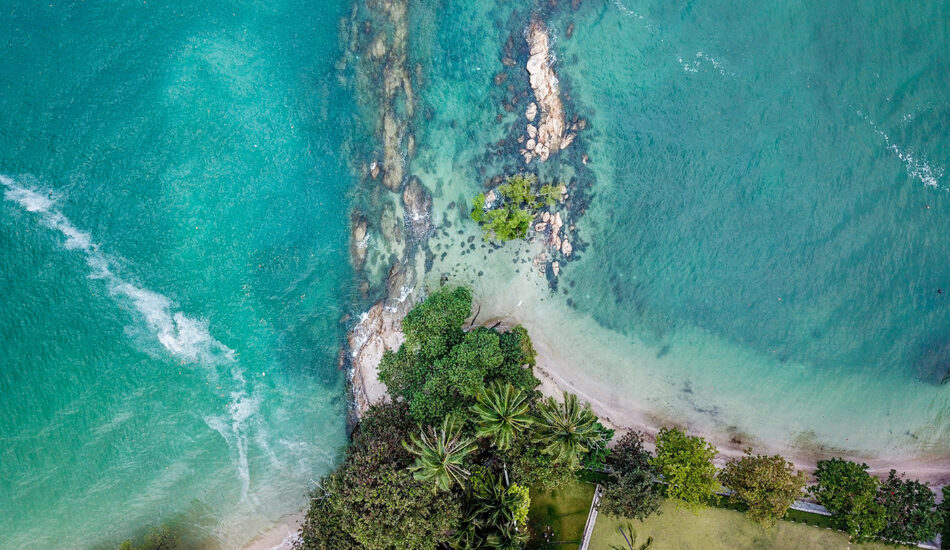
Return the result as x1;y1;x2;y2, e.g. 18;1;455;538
521;19;580;164
531;205;576;279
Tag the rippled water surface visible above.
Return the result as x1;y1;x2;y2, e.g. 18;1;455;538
0;2;352;547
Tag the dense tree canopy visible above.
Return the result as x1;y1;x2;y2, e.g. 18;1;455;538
599;468;662;521
470;175;564;242
811;458;886;542
379;287;539;425
651;427;718;511
718;451;807;527
297;403;460;550
599;431;663;521
875;470;939;544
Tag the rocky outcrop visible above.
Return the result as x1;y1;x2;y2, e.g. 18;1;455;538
348;261;416;415
402;176;432;240
521;19;577;164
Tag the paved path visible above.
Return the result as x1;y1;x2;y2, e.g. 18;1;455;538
579;484;603;550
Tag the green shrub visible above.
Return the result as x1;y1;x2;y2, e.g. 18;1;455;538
599;469;663;521
940;486;950;549
581;420;615;470
469;174;564;242
608;431;653;475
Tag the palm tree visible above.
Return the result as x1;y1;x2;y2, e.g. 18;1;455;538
532;391;599;468
609;522;653;550
449;505;484;550
484;527;529;550
473;474;519;529
404;416;476;492
472;381;534;450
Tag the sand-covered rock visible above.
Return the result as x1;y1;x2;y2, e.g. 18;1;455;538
525;102;538;121
347;261;416;415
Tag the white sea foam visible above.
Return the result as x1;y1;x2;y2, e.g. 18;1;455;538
206;384;260;502
679;51;731;76
1;175;235;365
859;113;946;191
2;173;257;498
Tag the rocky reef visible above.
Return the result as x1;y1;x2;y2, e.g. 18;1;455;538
338;0;431;418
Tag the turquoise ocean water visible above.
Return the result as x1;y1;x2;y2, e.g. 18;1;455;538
409;0;950;457
2;0;950;548
1;1;353;547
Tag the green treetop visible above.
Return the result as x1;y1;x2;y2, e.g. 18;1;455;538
651;427;718;511
718;451;807;527
811;458;886;542
532;392;600;469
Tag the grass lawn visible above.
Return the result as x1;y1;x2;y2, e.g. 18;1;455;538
526;481;597;549
590;501;894;550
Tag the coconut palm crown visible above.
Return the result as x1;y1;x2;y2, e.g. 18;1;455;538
472;381;534;449
404;415;476;492
532;391;599;468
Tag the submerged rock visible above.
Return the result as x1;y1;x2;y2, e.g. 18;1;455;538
402;176;432;240
381;111;404;191
561;239;573;256
350;214;370;270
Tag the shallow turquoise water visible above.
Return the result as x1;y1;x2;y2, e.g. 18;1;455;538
411;0;950;455
3;0;950;548
0;2;352;547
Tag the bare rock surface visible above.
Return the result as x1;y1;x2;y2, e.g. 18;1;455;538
348;261;416;415
522;19;577;163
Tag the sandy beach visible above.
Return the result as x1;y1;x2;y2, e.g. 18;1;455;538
240;513;303;550
527;332;950;488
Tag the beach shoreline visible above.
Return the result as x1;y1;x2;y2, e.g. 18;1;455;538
519;318;950;489
240;512;304;550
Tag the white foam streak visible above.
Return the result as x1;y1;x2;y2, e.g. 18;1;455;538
2;176;235;365
206;385;259;501
860;113;947;191
2;174;257;499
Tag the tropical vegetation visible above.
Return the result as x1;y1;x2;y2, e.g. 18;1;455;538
651;427;719;511
293;286;946;549
470;174;563;242
718;451;807;527
875;469;940;544
599;431;663;521
811;458;886;542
